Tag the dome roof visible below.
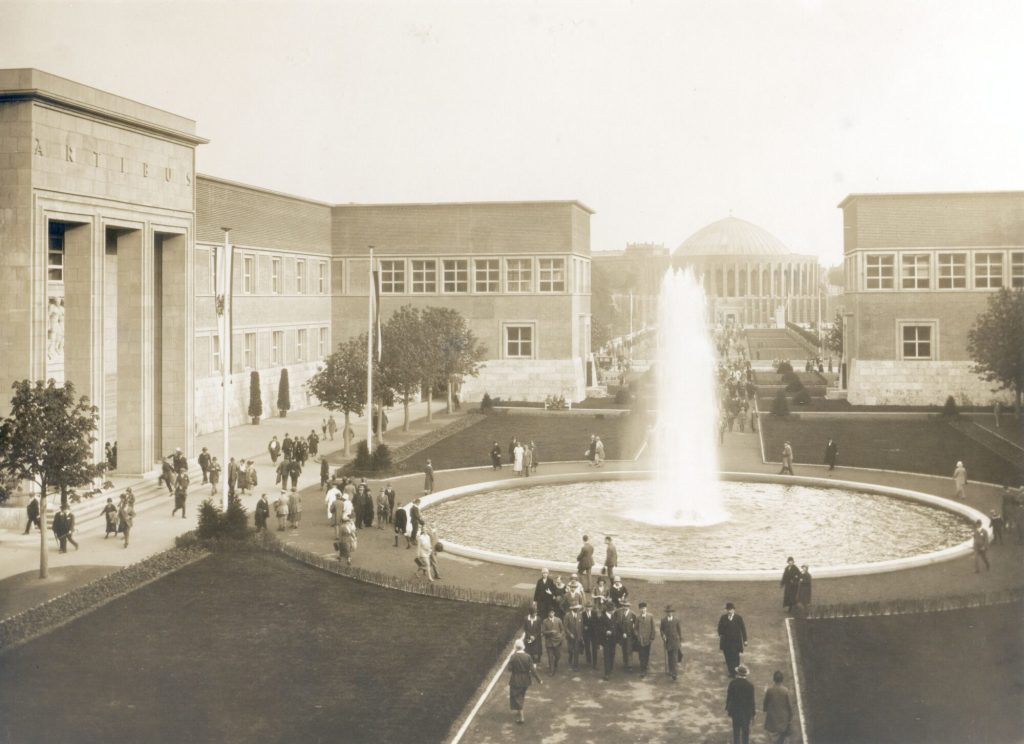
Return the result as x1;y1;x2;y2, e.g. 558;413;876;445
675;216;792;257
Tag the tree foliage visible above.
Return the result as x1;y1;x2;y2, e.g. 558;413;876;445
825;311;843;356
967;287;1024;409
380;305;429;431
306;335;369;454
248;370;263;420
420;306;487;414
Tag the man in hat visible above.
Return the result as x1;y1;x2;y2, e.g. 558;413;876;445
726;664;756;744
198;446;211;484
779;441;794;475
581;601;598;670
23;493;40;534
780;557;801;613
565;573;585;610
763;670;793;744
52;503;78;553
603;535;618;576
409;496;424;541
576;534;595;592
660;605;683;680
541;607;564;675
614;599;639;671
564;601;585;672
172;447;187;474
254;493;270;532
718;602;748;677
973;519;990;572
597;600;618;680
423;459;435;494
636;601;656;678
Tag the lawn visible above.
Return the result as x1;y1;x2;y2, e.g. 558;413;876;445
794;600;1024;744
761;416;1023;485
0;551;521;744
405;410;647;470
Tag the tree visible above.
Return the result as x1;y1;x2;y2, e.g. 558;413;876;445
0;380;100;578
248;370;263;424
967;287;1024;413
306;334;368;456
277;368;291;417
421;306;487;415
825;311;843;357
380;305;428;431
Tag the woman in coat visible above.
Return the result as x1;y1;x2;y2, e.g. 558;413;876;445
507;638;543;724
523;603;543;663
117;497;134;548
796;565;812;610
780;557;801;612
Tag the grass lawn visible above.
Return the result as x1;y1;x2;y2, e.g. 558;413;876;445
794;600;1024;744
405;410;646;470
0;551;520;744
762;417;1023;485
0;565;116;621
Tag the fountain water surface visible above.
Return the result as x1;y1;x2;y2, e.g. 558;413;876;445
634;268;728;526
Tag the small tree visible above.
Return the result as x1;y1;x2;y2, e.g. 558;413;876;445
380;305;428;431
421;306;487;415
306;335;367;456
967;287;1024;415
248;370;263;424
277;367;291;417
942;395;959;418
771;389;790;417
825;311;843;357
0;380;100;578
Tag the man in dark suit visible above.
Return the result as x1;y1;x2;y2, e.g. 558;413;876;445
281;433;294;460
171;447;187;474
576;534;595;592
533;568;556;618
660;605;683;680
614;599;639;671
718;602;748;677
197;447;211;484
581;604;598;669
52;503;78;552
636;601;656;678
23;494;40;534
726;664;756;744
603;535;618;576
596;601;618;680
824;438;838;472
563;603;584;672
409;497;424;540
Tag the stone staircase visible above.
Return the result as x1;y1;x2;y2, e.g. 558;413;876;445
745;328;816;362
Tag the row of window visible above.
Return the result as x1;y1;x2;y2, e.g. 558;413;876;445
209;326;329;374
377;257;582;294
217;250;329;297
862;251;1024;291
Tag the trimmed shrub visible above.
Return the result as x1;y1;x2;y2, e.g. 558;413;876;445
480;392;494;410
771;389;791;416
777;361;794;375
277;368;291;416
942;395;959;418
196;497;250;541
352;439;373;471
372;443;393;471
248;370;263;421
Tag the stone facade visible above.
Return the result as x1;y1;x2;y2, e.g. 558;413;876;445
847;360;1010;406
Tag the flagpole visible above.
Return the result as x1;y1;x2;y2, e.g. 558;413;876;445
366;245;374;454
221;228;233;511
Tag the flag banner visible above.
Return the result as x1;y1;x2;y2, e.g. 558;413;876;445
373;266;382;361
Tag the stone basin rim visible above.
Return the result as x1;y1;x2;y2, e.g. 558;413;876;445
420;470;989;582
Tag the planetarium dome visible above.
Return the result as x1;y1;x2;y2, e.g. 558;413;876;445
675;216;792;257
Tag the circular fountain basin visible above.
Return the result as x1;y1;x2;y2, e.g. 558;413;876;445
422;471;988;580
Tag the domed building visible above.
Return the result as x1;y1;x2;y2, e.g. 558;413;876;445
673;216;822;326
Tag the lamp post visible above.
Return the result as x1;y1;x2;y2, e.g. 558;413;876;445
219;228;233;510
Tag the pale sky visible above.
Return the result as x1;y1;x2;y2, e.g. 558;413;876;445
2;0;1022;265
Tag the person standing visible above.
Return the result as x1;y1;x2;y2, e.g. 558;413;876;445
636;601;656;678
577;535;595;592
273;492;288;531
533;568;556;618
609;575;628;608
320;458;330;491
254;493;270;532
394;502;410;548
321;418;329;439
268;436;281;463
726;665;756;744
415;528;434;581
614;599;638;671
382;483;396;525
581;603;598;669
513;442;525;476
522;444;533;477
227;457;240;498
336;519;357;566
594;436;605;467
604;535;618;577
172;448;187;474
423;459;435;494
990;509;1004;545
117;495;134;548
23;493;40;534
529;440;539;473
208;457;221;496
287;488;301;530
660;605;683;681
507;638;543;725
281;433;294;461
779;442;794;475
328;414;337;440
564;574;585;611
409;497;424;541
245;460;258;493
796;565;812;611
823;439;838;472
973;519;990;572
307;429;319;458
541;608;565;675
288;457;301;491
780;557;801;613
490;441;502;470
52;503;78;552
953;461;968;500
597;600;618;680
198;447;211;484
564;602;584;672
100;497;117;538
718;602;748;677
523;602;542;663
763;670;793;744
172;478;188;519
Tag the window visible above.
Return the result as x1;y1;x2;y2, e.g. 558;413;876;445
538;258;566;292
506;258;533;293
296;259;306;294
211;334;221;373
900;324;934;360
583;261;591;293
505;325;534;358
242;256;254;294
243;332;256;368
442;259;469;293
271;257;282;294
865;254;894;290
411;259;437;293
297;329;307;362
974;252;1003;289
379;259;405;293
318;262;328;294
901;254;930;290
272;330;284;365
937;253;966;289
474;259;500;292
1011;252;1024;288
210;247;219;294
47;222;65;282
319;327;329;357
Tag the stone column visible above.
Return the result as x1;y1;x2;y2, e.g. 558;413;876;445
157;233;193;458
116;228;154;475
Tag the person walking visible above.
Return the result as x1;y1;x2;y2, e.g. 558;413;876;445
273;492;288;531
208;457;221;496
541;607;565;675
522;602;542;663
564;602;584;672
328;414;338;440
23;493;40;534
287;488;302;530
779;442;794;475
726;665;756;744
577;535;595;592
507;638;543;725
52;503;78;552
117;495;134;548
533;567;556;618
423;459;435;494
660;605;683;681
198;446;211;484
409;497;424;541
603;535;618;577
780;557;801;613
159;457;175;493
268;436;281;463
100;497;117;538
394;502;410;548
320;458;330;491
307;429;319;458
254;493;270;532
614;599;639;671
718;602;748;677
796;565;812;611
973;519;990;572
582;604;598;670
172;478;188;519
490;441;502;470
336;520;357;566
763;670;793;744
636;601;656;678
823;439;838;472
953;461;968;500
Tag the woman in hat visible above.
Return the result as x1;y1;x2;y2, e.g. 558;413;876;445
796;565;812;611
507;638;542;724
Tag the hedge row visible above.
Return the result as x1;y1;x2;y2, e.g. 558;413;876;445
0;547;209;654
805;585;1024;620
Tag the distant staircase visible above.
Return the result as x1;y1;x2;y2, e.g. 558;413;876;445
745;328;817;362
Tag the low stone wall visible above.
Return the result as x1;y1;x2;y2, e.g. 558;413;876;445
848;360;1014;407
461;358;584;404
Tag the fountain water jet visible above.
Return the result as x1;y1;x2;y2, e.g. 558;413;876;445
634;268;727;526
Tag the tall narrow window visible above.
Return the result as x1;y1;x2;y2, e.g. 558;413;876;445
319;262;328;294
47;222;66;282
442;259;469;293
379;259;405;293
865;255;894;290
296;259;306;294
901;254;930;290
319;327;329;357
242;255;254;294
538;258;566;292
272;330;284;365
1011;252;1024;288
211;334;221;373
244;332;256;368
937;253;966;289
271;257;282;294
474;259;500;292
506;258;533;293
974;252;1003;289
297;329;307;362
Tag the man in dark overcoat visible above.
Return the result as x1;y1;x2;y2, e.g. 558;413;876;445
718;602;748;677
780;557;801;612
726;664;756;744
596;601;618;680
660;605;683;680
